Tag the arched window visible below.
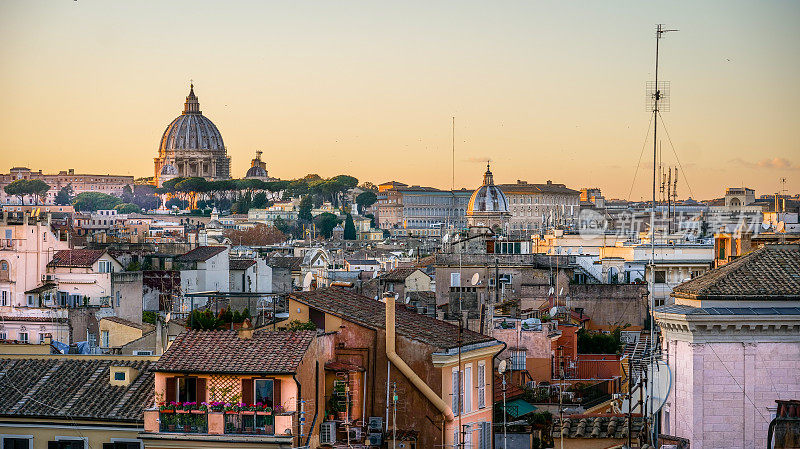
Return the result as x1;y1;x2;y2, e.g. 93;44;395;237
0;260;9;281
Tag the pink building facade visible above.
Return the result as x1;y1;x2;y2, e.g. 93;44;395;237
655;243;800;449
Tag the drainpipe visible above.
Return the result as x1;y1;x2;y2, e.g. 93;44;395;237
304;361;319;448
384;293;454;440
293;373;302;448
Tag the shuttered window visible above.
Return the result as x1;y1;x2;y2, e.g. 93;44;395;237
451;370;459;416
477;364;486;409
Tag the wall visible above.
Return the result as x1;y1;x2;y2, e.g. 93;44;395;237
0;420;141;449
567;284;648;330
112;271;144;324
665;340;800;449
99;320;144;350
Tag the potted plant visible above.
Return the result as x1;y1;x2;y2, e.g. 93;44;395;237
240;403;255;415
159;401;176;413
255;403;272;416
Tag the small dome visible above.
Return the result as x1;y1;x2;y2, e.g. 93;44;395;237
160;163;178;176
207;219;222;229
467;163;509;214
246;165;268;178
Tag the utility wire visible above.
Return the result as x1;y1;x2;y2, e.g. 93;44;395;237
627;113;655;202
706;343;769;424
657;111;695;199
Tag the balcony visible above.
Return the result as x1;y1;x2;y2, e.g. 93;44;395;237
144;408;294;438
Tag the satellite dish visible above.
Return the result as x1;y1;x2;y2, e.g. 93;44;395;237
498;360;507;374
470;273;480;286
405;295;411;304
548;287;554;296
302;272;314;289
559;287;564;296
408;249;413;256
549;306;558;317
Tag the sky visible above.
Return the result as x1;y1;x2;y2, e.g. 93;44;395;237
1;1;798;200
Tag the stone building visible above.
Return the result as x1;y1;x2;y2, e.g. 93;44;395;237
154;85;231;186
498;179;581;235
654;243;800;449
0;167;134;205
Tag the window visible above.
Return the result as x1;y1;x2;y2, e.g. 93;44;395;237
451;370;460;415
0;291;7;306
26;295;34;307
463;365;472;413
101;330;109;348
49;438;86;449
2;436;32;449
0;261;8;281
18;332;28;343
132;350;152;356
654;270;666;284
511;349;526;371
114;371;126;381
98;260;112;273
0;332;6;340
38;333;47;343
477;363;486;409
177;377;197;403
254;379;275;407
450;273;461;288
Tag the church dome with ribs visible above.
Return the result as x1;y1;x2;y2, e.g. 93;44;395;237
159;85;225;153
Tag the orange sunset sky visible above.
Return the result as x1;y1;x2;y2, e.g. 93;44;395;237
1;1;798;200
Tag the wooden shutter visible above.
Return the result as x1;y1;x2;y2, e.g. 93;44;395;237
196;377;207;404
165;377;177;403
242;378;254;405
273;378;282;410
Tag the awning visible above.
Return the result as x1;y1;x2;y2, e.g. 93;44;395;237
498;398;538;418
25;283;57;294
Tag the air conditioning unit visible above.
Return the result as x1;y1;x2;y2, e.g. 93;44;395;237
368;433;383;446
368;416;383;432
42;274;55;281
320;422;336;445
348;428;362;441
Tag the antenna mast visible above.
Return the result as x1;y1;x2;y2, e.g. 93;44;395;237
648;23;677;446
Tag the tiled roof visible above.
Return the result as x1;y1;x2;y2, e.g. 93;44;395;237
379;268;421;283
47;249;106;268
346;259;379;265
552;415;645;439
672;243;800;300
267;256;303;270
0;316;68;323
153;330;315;374
289;288;495;350
229;259;257;270
0;358;153;422
498;182;580;195
174;246;227;262
24;283;57;294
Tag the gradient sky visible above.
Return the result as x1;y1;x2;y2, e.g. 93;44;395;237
1;1;798;200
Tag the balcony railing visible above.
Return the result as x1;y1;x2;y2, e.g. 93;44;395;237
153;410;287;436
159;411;208;433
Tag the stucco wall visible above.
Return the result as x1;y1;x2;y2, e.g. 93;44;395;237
665;340;800;449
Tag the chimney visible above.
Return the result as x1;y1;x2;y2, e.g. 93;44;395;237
237;318;254;340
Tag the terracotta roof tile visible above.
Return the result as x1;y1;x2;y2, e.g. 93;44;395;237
290;287;495;350
153;330;315;374
229;259;257;270
174;246;227;262
379;268;421;283
47;249;106;268
267;256;303;270
673;243;800;300
0;358;153;422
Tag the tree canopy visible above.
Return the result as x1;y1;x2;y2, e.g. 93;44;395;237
315;212;339;239
344;213;357;240
54;184;73;206
72;192;122;212
3;179;51;205
356;191;377;214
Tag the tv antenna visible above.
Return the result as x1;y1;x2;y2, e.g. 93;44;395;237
647;23;678;447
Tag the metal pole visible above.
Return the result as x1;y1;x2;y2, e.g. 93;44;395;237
392;382;397;449
502;372;507;449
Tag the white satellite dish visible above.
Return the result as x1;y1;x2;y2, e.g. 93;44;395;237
302;272;314;289
548;287;555;296
470;273;480;286
549;306;558;317
405;295;411;304
498;360;507;374
559;287;564;296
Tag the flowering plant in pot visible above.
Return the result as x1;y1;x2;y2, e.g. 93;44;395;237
207;401;225;412
255;403;272;415
224;403;239;414
159;401;177;412
239;403;255;415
